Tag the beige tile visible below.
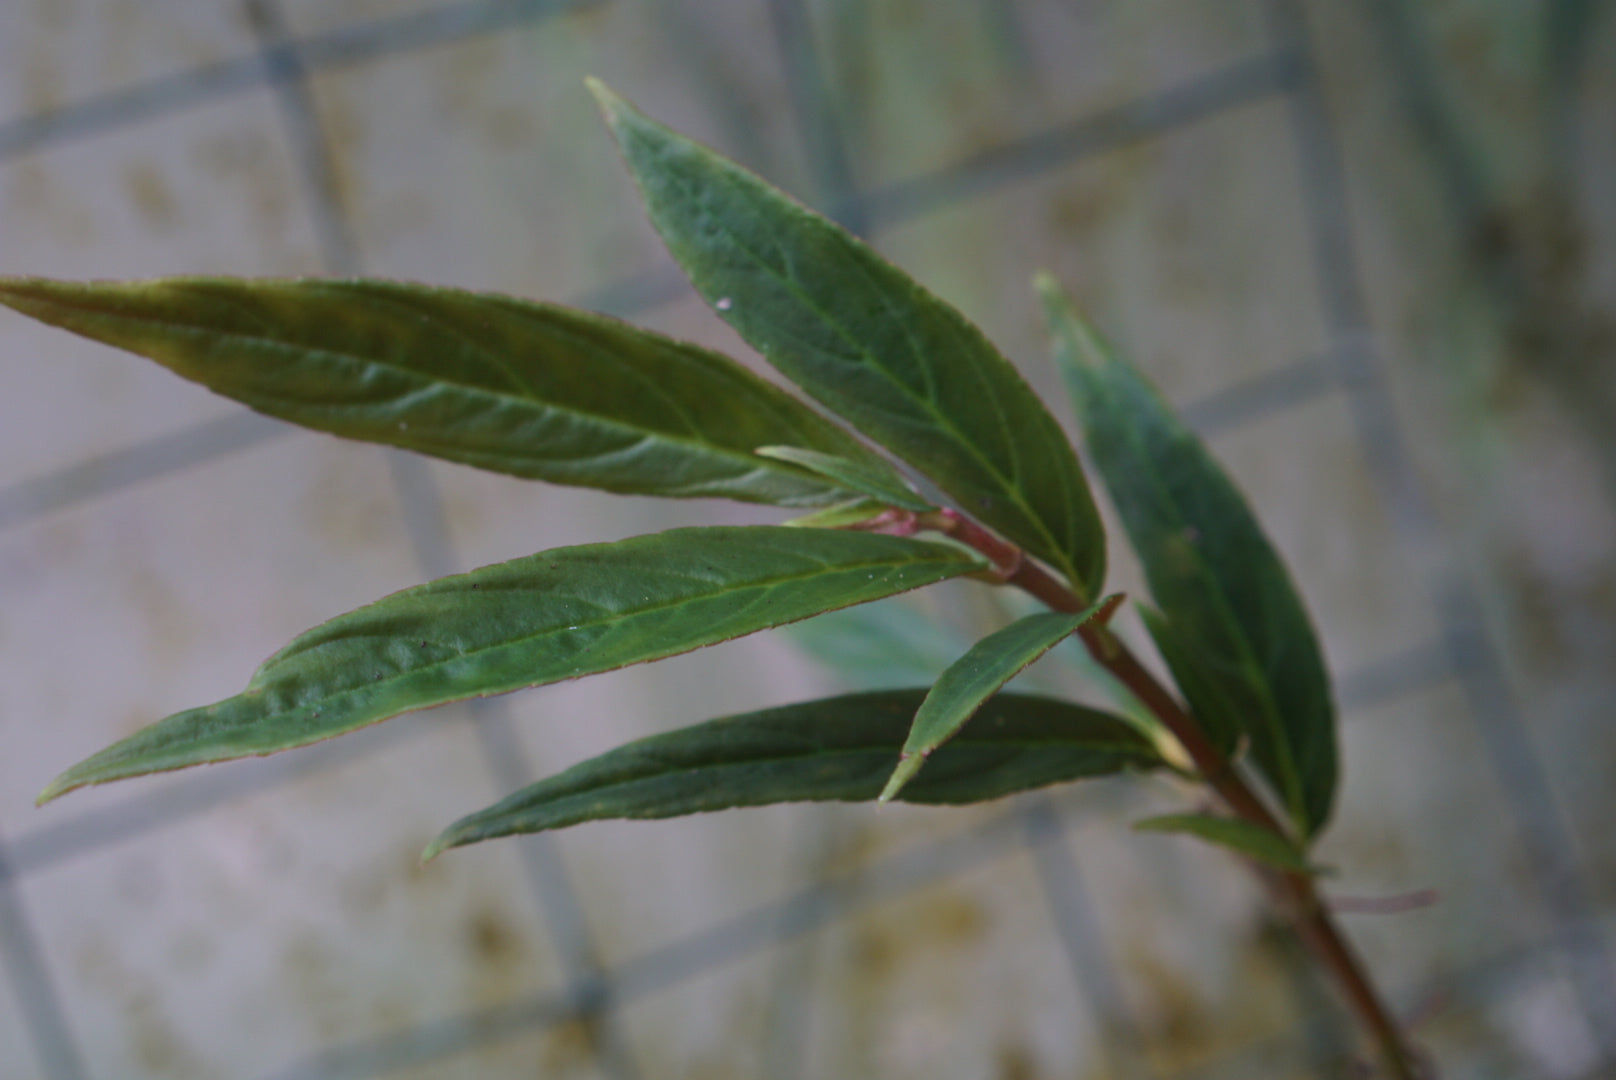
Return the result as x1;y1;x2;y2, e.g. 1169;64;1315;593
18;711;567;1079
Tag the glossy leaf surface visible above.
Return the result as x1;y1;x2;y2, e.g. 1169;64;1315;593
592;81;1105;596
880;605;1108;801
426;689;1160;857
40;528;982;802
1134;813;1318;875
1041;276;1337;838
0;276;874;506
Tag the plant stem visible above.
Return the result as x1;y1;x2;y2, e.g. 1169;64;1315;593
920;510;1422;1079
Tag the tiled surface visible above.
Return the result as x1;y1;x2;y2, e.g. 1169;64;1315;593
2;2;1612;1078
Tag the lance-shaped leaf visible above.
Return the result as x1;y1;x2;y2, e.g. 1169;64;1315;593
426;689;1160;857
1039;276;1338;840
1134;814;1320;876
590;80;1105;597
880;601;1116;802
0;276;877;506
755;446;934;512
39;528;982;803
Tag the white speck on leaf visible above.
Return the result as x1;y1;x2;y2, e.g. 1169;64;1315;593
715;297;733;311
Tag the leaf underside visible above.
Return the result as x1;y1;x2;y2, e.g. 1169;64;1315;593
41;527;982;803
592;81;1106;597
427;689;1161;857
0;276;876;506
1040;277;1338;839
881;605;1108;801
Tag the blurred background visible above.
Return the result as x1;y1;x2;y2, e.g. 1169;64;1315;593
1;1;1613;1077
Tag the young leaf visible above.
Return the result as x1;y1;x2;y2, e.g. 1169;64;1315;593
0;276;877;507
1134;813;1319;875
590;81;1106;597
39;528;983;803
880;602;1115;802
425;689;1160;857
1039;276;1338;839
780;498;893;530
755;445;934;512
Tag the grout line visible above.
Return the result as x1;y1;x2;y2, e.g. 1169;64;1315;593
260;805;1033;1079
1178;355;1333;439
0;411;287;535
244;4;641;1076
2;51;1309;539
0;11;1530;1077
858;49;1300;230
764;0;868;236
1263;0;1616;1059
0;845;88;1079
9;720;432;879
245;0;361;276
1020;799;1158;1080
752;5;868;1074
0;0;602;163
381;452;645;1080
1334;639;1454;714
2;628;1460;879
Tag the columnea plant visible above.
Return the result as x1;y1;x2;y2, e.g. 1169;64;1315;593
0;81;1422;1076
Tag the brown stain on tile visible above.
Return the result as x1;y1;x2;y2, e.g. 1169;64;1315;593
124;161;178;229
298;450;400;553
465;905;527;967
538;1013;603;1075
849;890;988;983
191;128;310;271
995;1038;1039;1080
282;927;350;1045
6;159;96;246
77;937;212;1078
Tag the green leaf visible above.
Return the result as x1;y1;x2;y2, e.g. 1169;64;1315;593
755;446;934;512
39;528;982;803
425;689;1160;857
1134;813;1319;875
1039;276;1338;839
1136;604;1243;755
780;498;893;530
0;276;876;507
880;603;1113;801
590;80;1105;597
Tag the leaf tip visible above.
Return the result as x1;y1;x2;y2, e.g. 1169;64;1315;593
584;76;628;124
419;832;456;865
1091;592;1127;626
879;751;927;804
35;771;81;807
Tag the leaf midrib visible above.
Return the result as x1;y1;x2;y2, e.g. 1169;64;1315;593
654;161;1073;573
253;544;977;718
473;736;1155;799
28;290;841;492
1090;360;1301;815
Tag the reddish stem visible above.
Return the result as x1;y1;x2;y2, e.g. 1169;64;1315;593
920;510;1423;1079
